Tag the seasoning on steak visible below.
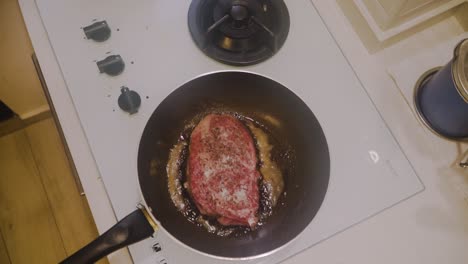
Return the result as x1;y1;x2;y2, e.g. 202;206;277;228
187;114;260;227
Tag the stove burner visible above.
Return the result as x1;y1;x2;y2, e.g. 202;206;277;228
188;0;290;66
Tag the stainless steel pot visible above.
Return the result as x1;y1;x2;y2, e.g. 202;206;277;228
414;38;468;141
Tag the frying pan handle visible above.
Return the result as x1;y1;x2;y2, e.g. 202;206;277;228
60;208;156;264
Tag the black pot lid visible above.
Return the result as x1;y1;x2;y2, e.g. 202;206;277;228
188;0;290;66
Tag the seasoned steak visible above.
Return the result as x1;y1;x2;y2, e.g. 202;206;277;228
187;114;260;227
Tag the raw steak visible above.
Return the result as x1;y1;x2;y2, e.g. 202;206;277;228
187;114;260;227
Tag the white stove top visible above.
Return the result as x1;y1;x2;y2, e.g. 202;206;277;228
35;0;424;263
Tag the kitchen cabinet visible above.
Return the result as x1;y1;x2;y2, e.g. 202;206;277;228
0;126;68;263
0;118;108;264
0;0;48;119
0;230;9;264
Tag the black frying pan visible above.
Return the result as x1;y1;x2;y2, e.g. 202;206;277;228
61;71;330;263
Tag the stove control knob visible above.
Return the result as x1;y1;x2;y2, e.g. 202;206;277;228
118;87;141;114
152;243;162;253
97;55;125;76
83;21;111;42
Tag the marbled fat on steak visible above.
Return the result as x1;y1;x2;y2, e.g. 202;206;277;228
187;114;260;227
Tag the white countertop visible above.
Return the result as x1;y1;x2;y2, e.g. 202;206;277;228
19;0;468;263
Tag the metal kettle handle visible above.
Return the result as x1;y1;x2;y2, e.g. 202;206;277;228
453;38;468;58
460;149;468;168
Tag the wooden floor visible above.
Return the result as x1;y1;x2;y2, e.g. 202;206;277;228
0;118;108;264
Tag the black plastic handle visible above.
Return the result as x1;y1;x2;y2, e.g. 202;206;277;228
60;209;155;264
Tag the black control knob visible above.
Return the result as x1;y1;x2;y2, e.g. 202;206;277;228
152;243;162;253
83;21;111;42
97;55;125;76
118;87;141;114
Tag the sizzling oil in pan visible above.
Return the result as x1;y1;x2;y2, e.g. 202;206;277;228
166;112;295;237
